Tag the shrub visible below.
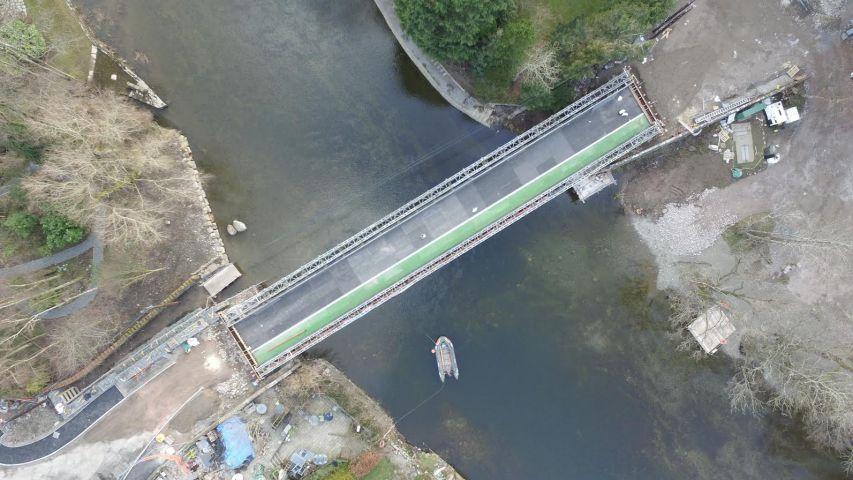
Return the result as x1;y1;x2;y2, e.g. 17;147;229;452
2;123;43;162
40;211;85;252
306;463;355;480
395;0;514;63
472;16;534;75
24;368;51;395
0;20;48;58
3;212;39;239
553;0;671;84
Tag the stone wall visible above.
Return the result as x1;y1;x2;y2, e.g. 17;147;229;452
178;134;229;275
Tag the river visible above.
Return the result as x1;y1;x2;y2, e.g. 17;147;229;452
76;0;842;478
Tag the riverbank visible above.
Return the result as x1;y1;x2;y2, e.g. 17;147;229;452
619;0;853;468
0;0;228;401
1;3;465;476
372;0;499;128
54;0;849;477
0;321;466;479
147;357;467;480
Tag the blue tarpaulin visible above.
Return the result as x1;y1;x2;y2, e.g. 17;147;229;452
216;416;254;469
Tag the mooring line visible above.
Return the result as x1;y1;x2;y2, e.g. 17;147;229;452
380;381;445;444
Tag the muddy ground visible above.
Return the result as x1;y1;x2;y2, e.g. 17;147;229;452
619;0;852;463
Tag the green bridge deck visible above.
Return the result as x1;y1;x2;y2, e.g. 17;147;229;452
231;80;657;373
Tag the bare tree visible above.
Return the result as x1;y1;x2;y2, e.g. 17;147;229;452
7;72;196;246
516;44;561;90
843;450;853;477
728;211;853;268
97;250;166;293
47;316;112;377
729;333;853;456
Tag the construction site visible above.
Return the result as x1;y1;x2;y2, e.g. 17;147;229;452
121;352;462;480
0;0;849;477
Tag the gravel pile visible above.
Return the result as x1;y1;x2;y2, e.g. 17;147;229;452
0;403;61;447
214;373;250;399
633;200;738;258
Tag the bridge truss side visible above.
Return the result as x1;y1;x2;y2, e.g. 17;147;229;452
251;122;662;377
227;68;664;377
221;69;635;327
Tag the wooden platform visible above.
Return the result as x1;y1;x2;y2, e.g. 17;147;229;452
202;263;241;297
688;307;735;354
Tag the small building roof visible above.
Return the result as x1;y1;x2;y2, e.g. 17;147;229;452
203;263;242;297
784;106;800;123
731;122;755;165
764;101;787;126
688;306;736;354
734;102;766;122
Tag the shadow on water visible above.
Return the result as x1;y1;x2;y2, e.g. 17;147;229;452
73;0;844;478
394;45;446;106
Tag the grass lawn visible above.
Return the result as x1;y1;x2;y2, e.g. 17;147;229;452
24;0;91;78
306;464;355;480
519;0;606;43
363;458;396;480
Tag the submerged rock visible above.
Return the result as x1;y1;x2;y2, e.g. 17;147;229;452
232;220;247;232
226;224;237;236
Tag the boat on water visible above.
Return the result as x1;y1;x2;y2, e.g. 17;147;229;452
434;336;459;382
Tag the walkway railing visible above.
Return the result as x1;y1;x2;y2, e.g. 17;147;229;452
254;122;663;376
222;69;634;325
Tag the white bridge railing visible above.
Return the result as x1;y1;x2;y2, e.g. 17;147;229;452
222;69;635;326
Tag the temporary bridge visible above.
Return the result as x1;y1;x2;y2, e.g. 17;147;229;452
224;68;662;377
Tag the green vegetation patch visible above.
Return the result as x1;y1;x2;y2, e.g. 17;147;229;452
306;463;355;480
396;0;673;108
0;20;48;58
2;123;44;163
363;458;395;480
24;0;92;77
40;211;85;253
396;0;515;64
723;213;775;254
3;212;39;239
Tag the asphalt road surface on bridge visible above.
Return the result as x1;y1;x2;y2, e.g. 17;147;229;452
233;83;649;368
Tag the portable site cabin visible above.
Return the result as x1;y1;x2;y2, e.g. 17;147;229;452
688;307;736;354
731;123;755;165
764;101;800;126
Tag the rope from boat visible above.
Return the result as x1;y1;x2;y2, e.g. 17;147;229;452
380;382;445;444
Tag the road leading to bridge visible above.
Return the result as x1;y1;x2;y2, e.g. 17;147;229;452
228;71;661;376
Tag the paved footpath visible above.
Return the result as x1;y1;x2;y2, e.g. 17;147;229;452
0;387;124;465
0;235;101;280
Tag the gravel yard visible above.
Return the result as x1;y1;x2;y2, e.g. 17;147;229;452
620;0;853;467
